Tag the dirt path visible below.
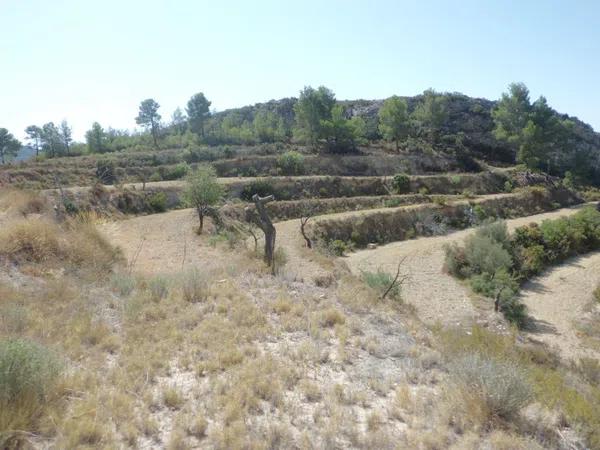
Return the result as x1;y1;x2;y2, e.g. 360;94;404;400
520;252;600;360
98;209;227;275
344;204;592;328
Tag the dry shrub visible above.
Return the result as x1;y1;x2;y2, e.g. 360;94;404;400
0;189;47;216
318;307;346;328
0;219;121;274
448;353;532;421
182;269;209;303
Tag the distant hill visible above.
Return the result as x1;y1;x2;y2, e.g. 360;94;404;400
212;92;600;170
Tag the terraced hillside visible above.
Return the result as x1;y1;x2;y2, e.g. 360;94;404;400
4;143;600;449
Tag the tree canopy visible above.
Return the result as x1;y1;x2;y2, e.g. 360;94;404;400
186;93;211;137
183;165;223;233
135;99;161;148
293;86;335;148
0;128;21;164
411;89;448;142
378;96;410;151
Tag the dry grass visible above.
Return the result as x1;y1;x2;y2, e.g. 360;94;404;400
0;218;122;275
1;191;595;449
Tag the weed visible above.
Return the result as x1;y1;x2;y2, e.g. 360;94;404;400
182;269;209;303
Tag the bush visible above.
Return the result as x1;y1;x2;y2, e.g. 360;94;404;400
0;339;63;446
362;269;400;300
464;234;512;277
444;243;468;278
146;192;167;213
148;276;169;302
240;180;275;201
327;239;349;256
277;151;305;175
391;173;410;194
475;220;511;251
96;159;116;184
146;191;167;213
449;352;532;419
182;269;209;303
110;273;136;296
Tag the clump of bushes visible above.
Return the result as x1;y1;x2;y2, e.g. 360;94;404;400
445;207;600;327
277;151;305;175
146;191;168;213
391;173;411;194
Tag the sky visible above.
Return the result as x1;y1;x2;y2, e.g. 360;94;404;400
2;0;600;141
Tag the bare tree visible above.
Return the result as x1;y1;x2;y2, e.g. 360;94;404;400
381;257;408;300
245;194;276;274
300;213;313;248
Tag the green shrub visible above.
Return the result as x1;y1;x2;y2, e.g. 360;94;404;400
464;234;512;277
148;276;169;302
240;180;275;201
391;173;410;194
110;273;136;296
475;220;511;250
328;240;349;256
277;151;305;175
149;172;162;182
473;205;488;222
450;175;462;185
146;191;167;213
165;163;189;180
449;352;532;419
362;269;400;300
503;180;514;192
0;339;62;403
444;243;468;278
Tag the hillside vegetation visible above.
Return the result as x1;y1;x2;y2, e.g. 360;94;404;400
2;83;600;449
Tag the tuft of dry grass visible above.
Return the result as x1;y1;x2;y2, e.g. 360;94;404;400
0;219;122;275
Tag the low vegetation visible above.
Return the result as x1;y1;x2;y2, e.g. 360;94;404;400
445;207;600;326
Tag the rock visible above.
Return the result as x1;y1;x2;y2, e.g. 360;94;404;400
367;243;378;250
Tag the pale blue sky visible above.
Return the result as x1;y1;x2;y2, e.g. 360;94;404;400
2;0;599;140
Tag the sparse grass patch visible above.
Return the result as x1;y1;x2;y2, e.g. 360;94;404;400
162;385;185;410
182;268;209;303
110;272;136;296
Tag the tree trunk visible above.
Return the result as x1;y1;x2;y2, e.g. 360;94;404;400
197;208;204;233
250;194;276;274
300;216;312;248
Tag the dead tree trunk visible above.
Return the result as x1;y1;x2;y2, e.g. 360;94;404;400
246;194;276;274
300;215;312;249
